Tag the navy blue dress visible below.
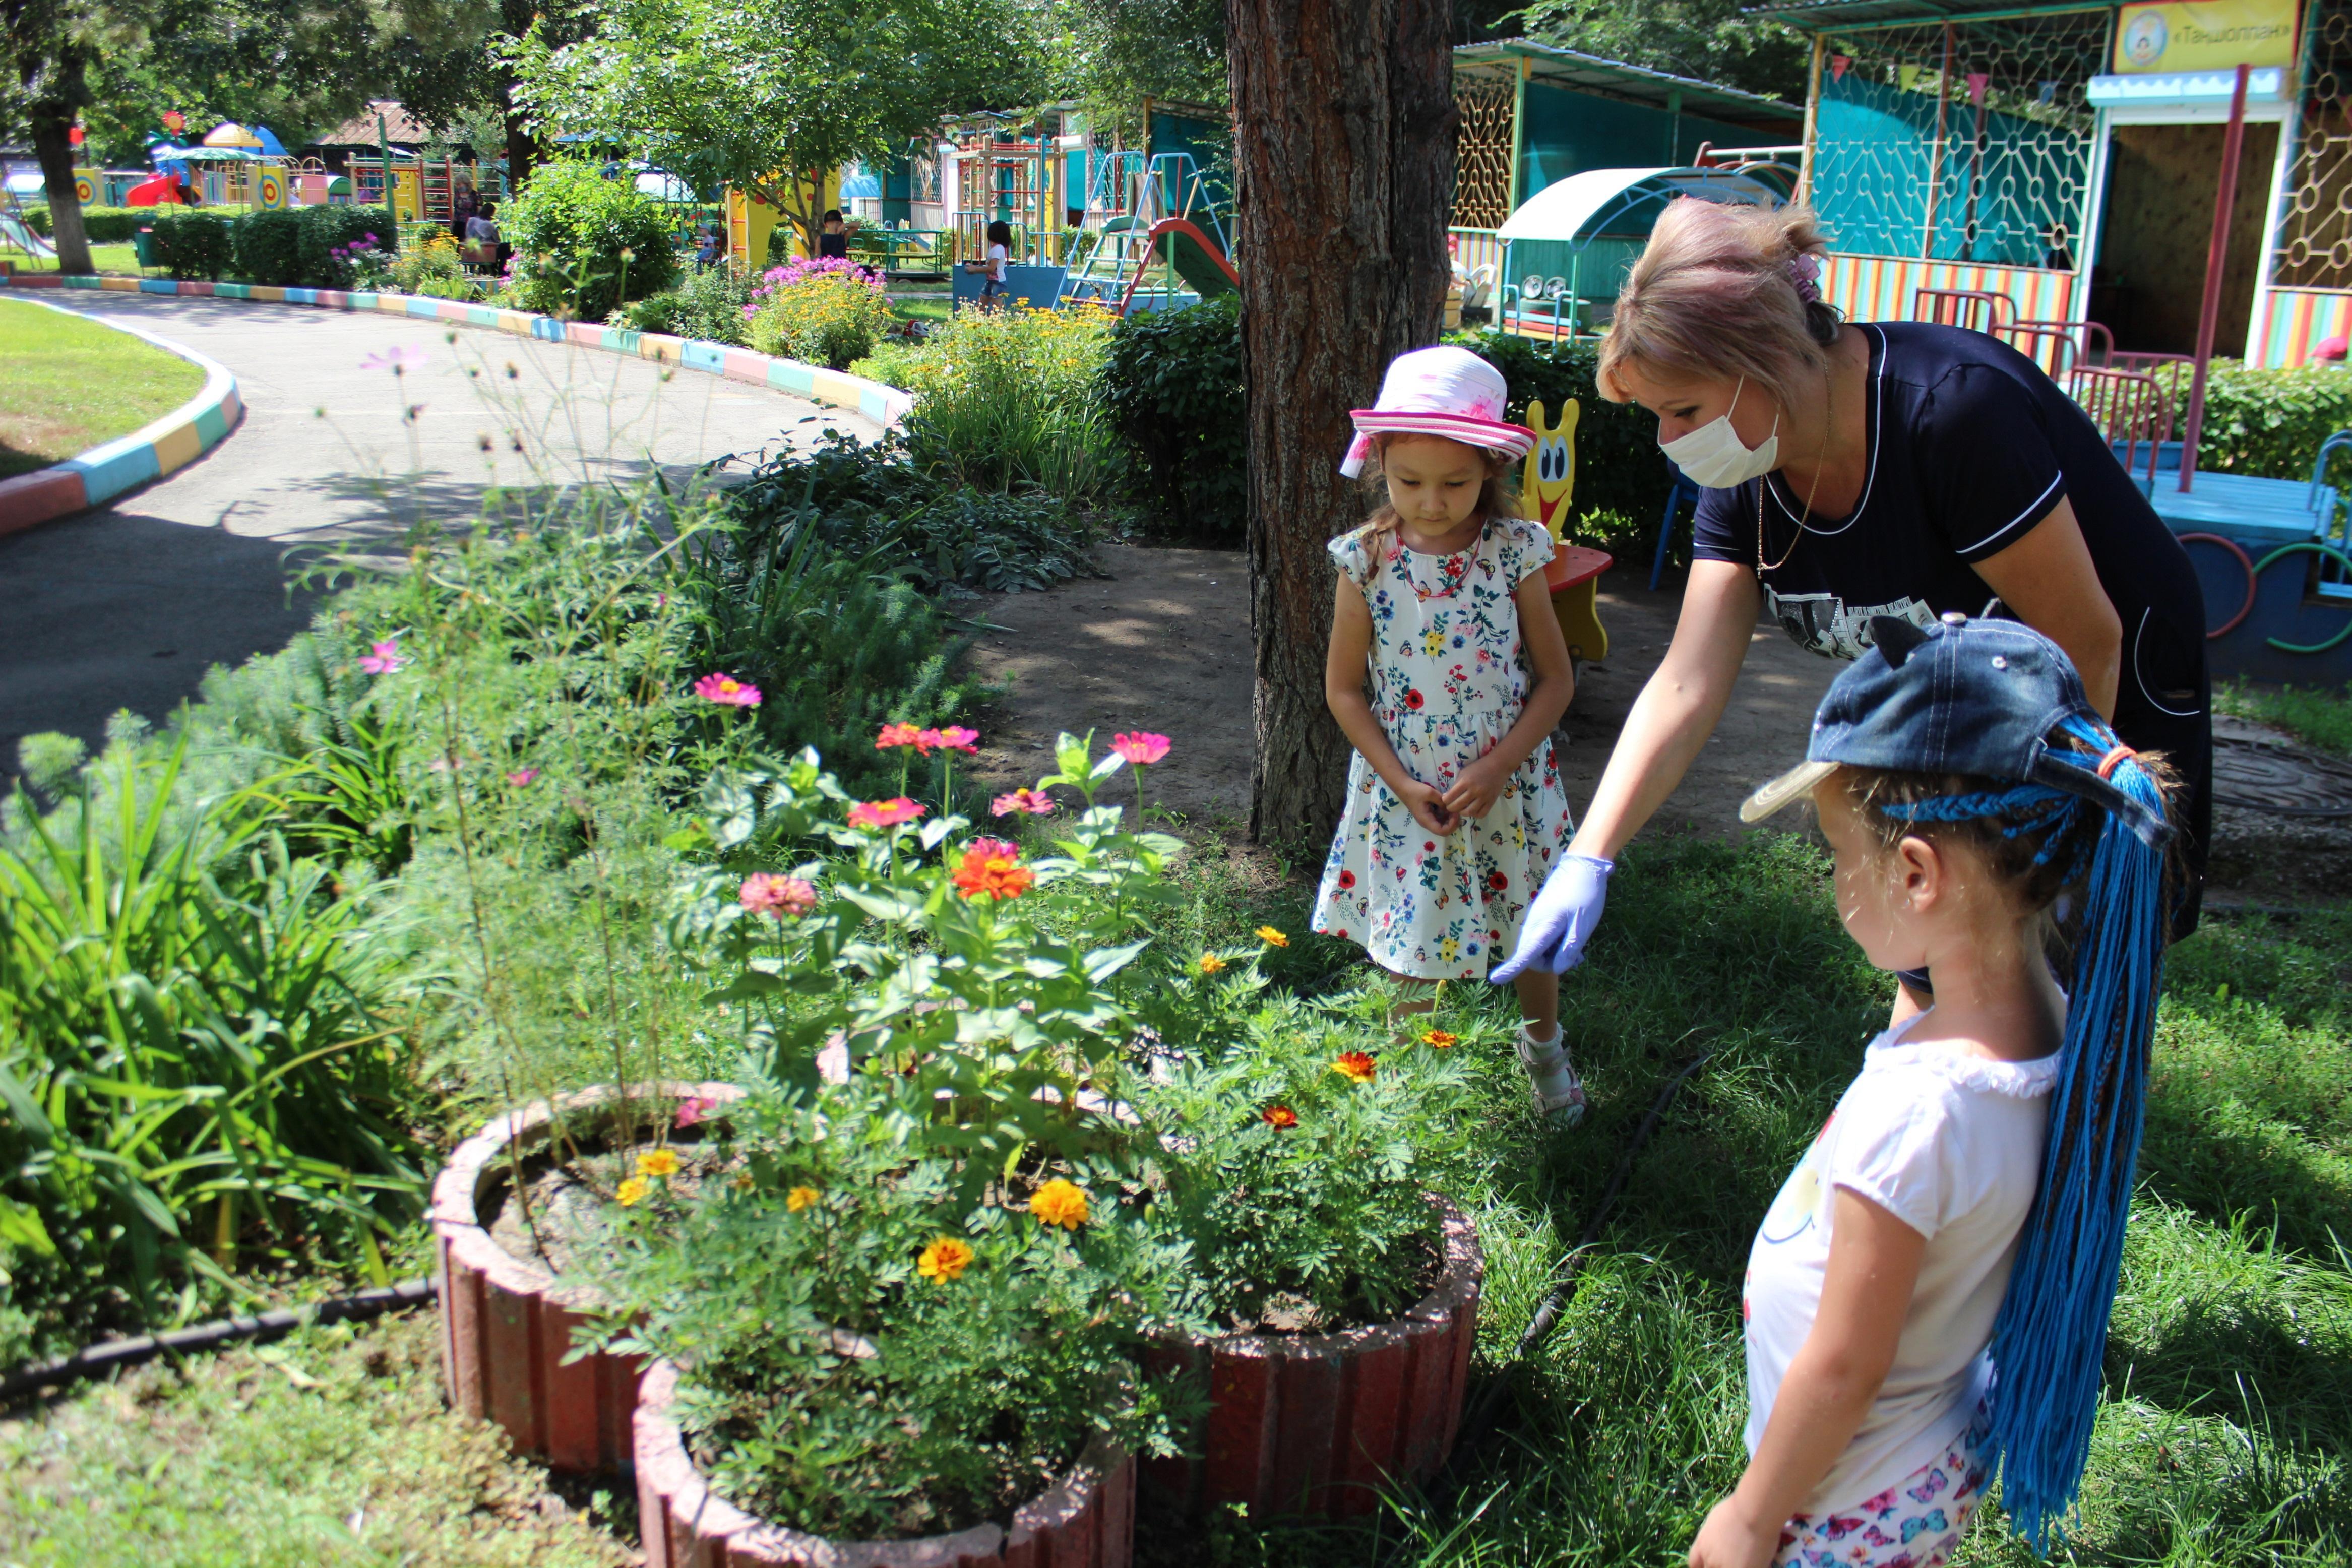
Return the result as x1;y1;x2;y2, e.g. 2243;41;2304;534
1692;322;2211;929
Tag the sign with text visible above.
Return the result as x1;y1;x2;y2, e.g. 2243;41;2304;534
2113;0;2299;74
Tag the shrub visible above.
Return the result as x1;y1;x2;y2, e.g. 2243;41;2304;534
618;265;757;345
745;258;894;368
893;302;1122;499
23;205;146;243
500;158;678;322
389;229;469;296
230;208;303;286
2163;364;2352;481
296;206;394;288
147;209;234;281
1100;295;1247;543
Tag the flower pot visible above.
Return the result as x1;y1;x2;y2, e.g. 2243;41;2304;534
431;1081;741;1473
1140;1194;1482;1521
634;1358;1136;1568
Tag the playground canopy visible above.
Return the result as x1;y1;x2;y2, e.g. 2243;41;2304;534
1497;165;1787;245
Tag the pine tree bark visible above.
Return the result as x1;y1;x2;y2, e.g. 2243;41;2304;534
25;45;94;276
1227;0;1456;849
500;0;537;191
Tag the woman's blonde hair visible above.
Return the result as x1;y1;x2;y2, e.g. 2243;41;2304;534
1596;199;1843;411
1347;431;1524;545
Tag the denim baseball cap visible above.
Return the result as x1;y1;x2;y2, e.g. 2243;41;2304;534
1740;612;2173;844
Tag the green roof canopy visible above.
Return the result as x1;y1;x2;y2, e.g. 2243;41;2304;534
1455;39;1803;129
1742;0;2112;32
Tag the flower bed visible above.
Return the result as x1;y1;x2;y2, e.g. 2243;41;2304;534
431;1081;742;1473
1140;1197;1482;1521
634;1358;1137;1568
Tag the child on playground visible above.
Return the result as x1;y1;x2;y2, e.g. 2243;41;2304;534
1691;613;2177;1568
1311;346;1585;1124
961;219;1012;306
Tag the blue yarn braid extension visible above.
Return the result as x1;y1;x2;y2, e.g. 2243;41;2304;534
1980;714;2171;1551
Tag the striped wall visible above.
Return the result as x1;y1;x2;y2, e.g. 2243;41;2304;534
0;274;916;431
2249;286;2352;369
1822;253;2076;327
0;296;242;537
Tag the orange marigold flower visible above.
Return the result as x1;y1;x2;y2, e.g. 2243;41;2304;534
1255;926;1289;948
616;1176;651;1207
1331;1051;1378;1085
951;837;1034;901
1262;1104;1299;1129
1197;953;1226;975
635;1148;680;1178
1030;1178;1090;1230
918;1235;975;1282
786;1185;820;1212
1420;1029;1460;1049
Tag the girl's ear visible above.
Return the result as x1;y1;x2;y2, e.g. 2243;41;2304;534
1893;833;1943;911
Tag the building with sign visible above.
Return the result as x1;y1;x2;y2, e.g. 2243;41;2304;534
1752;0;2350;366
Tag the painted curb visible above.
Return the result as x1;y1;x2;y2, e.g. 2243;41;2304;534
0;293;243;538
0;272;916;434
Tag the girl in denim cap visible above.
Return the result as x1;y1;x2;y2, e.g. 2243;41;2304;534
1690;612;2177;1568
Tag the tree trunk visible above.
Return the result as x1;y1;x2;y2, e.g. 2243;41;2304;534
500;0;536;192
28;48;93;276
1227;0;1457;849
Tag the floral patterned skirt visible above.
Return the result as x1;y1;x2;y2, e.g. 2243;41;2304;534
1310;738;1573;980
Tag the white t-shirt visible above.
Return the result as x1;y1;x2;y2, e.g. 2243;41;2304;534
1744;1012;2056;1511
988;242;1007;282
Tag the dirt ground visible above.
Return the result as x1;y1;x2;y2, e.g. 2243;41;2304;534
963;544;2351;912
963;543;1840;838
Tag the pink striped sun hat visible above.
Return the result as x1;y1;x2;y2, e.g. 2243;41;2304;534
1339;346;1535;478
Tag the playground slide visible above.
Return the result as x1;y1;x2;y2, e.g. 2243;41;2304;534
1149;218;1238;297
0;212;55;258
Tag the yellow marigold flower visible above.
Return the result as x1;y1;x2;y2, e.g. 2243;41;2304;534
616;1176;650;1207
1420;1029;1460;1049
786;1185;820;1212
1030;1179;1091;1230
1256;926;1290;948
918;1235;975;1282
1331;1051;1378;1084
1198;953;1226;975
635;1147;680;1178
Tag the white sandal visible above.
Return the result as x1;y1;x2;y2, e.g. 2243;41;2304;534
1516;1024;1587;1128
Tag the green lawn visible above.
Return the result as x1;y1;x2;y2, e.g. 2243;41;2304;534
5;835;2346;1566
9;241;145;276
0;298;204;478
2218;677;2352;757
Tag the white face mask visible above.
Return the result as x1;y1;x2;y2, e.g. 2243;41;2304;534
1658;377;1780;488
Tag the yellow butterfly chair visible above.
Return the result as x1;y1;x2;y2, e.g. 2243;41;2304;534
1521;398;1611;664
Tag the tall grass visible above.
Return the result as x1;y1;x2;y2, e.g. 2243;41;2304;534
885;302;1123;498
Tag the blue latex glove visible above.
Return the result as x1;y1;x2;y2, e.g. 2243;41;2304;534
1490;854;1614;982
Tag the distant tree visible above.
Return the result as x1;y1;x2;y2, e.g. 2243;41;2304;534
4;0;104;272
1520;0;1809;102
1050;0;1226;132
508;0;1043;255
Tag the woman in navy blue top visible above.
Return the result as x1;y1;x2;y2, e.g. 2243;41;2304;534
1492;198;2209;1000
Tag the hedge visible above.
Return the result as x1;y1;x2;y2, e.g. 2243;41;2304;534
22;205;148;244
2166;365;2352;481
1100;295;1246;543
231;208;303;286
148;210;235;282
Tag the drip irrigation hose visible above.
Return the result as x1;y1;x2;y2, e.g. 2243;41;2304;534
0;1277;434;1402
1439;1043;1719;1484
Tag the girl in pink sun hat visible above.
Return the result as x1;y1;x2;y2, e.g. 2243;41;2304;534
1314;346;1587;1126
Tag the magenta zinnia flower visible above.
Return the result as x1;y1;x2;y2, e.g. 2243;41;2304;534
847;797;925;830
505;768;539;787
991;787;1057;817
932;725;980;754
694;672;762;707
674;1094;718;1129
1111;732;1171;766
357;639;406;675
739;872;818;917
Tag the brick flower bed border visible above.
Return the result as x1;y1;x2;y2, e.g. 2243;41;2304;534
431;1081;742;1474
636;1358;1135;1568
1140;1195;1482;1521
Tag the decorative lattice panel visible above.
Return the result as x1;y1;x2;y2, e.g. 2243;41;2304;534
2280;2;2352;288
1811;12;2107;265
1454;76;1517;230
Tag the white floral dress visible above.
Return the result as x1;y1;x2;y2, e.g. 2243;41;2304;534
1311;515;1575;980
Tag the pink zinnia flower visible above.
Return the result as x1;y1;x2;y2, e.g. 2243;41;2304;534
739;872;818;917
931;725;979;754
357;639;406;675
506;768;540;787
876;722;923;750
991;787;1057;817
1111;732;1171;766
847;797;925;830
675;1094;718;1129
694;672;762;707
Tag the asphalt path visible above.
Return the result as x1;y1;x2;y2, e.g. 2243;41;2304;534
0;294;881;775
